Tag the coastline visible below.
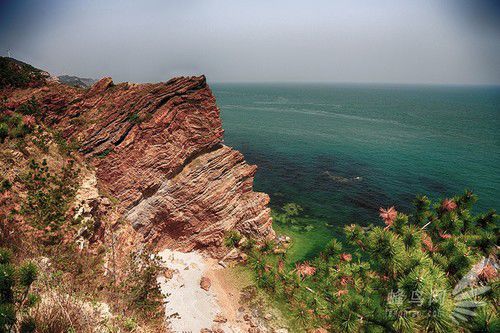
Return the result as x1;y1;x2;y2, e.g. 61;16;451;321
157;249;291;332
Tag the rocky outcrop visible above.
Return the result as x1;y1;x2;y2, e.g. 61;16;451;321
127;145;272;249
1;59;274;251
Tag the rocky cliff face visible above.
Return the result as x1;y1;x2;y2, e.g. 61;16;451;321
1;62;274;251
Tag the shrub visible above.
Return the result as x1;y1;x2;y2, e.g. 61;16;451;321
16;97;39;116
30;291;90;333
122;251;164;321
21;159;79;243
19;317;36;333
0;248;39;333
31;129;49;153
245;192;499;332
9;123;32;139
0;105;36;142
224;230;242;248
123;317;138;331
127;112;142;124
53;131;80;156
0;123;7;142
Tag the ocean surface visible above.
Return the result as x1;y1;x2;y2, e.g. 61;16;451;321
211;83;500;261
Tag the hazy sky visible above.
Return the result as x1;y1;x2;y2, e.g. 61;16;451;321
1;0;499;84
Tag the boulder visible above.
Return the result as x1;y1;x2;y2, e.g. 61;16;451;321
200;276;211;291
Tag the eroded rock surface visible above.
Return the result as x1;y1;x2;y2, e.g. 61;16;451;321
1;70;274;251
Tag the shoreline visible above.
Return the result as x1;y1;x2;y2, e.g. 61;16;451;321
157;248;291;332
157;249;248;332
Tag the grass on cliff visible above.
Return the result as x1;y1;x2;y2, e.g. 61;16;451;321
0;99;37;143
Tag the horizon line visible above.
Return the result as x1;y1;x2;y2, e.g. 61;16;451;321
208;80;500;88
3;56;499;88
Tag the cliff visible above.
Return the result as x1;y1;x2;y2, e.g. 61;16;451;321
1;58;274;252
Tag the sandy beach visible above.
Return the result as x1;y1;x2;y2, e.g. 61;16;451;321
157;249;247;332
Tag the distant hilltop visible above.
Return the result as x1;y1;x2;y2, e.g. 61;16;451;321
0;56;96;89
0;56;50;88
57;75;96;88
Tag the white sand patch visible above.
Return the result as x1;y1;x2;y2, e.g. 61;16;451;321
157;249;241;332
74;170;99;204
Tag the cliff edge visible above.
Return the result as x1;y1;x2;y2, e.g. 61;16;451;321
1;58;274;252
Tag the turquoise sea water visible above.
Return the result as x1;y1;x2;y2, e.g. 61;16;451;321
212;83;500;261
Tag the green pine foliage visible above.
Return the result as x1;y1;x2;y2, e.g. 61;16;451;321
224;230;243;248
0;248;39;333
20;159;79;243
244;191;499;332
122;251;164;321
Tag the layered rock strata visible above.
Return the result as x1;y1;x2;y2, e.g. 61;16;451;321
1;65;274;250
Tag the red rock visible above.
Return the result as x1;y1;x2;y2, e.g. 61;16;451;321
200;276;212;291
211;328;224;333
1;70;275;253
213;314;227;323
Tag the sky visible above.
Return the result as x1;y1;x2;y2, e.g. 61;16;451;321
1;0;499;84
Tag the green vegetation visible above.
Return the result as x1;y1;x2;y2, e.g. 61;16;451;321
53;131;80;156
122;251;164;321
1;154;164;331
0;112;34;143
1;97;80;156
122;317;138;331
0;97;40;144
0;57;46;89
0;123;7;142
96;147;113;158
31;128;50;153
224;230;243;248
16;97;40;116
20;159;79;243
127;112;142;124
242;191;499;332
0;248;39;333
0;178;12;193
0;86;164;331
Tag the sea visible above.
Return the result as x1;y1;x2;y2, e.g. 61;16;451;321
211;83;500;261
